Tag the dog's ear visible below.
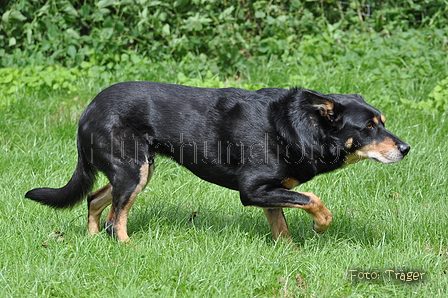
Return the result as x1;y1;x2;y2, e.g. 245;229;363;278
302;89;339;123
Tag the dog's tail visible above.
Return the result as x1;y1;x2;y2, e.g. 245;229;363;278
25;140;97;208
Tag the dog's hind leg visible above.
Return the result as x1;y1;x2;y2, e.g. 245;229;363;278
104;162;154;242
87;183;113;235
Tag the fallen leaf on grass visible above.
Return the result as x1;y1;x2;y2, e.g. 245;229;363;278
189;211;198;221
296;273;306;290
41;230;65;247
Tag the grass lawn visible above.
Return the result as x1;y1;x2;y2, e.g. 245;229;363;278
1;53;447;296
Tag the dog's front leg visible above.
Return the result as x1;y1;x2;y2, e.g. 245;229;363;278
263;208;290;241
292;191;332;234
240;181;332;239
262;193;332;238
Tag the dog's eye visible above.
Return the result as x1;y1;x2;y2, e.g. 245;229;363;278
366;124;374;129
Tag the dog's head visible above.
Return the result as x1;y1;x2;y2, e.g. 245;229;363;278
302;89;410;165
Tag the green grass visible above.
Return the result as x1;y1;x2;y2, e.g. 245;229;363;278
1;43;448;296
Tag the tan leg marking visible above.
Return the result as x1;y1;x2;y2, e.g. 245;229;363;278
114;163;154;242
294;191;332;233
345;137;354;149
263;208;291;241
281;178;300;189
276;179;331;237
87;183;112;235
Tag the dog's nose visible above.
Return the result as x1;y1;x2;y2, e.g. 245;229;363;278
398;143;410;156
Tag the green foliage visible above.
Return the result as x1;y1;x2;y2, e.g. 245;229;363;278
176;70;265;90
0;65;77;108
1;0;448;71
401;78;448;113
0;64;107;108
429;78;448;111
3;27;446;113
1;0;447;112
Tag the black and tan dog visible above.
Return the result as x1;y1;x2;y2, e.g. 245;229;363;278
25;82;410;242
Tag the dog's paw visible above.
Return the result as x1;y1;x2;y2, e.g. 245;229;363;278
104;222;115;237
313;221;329;234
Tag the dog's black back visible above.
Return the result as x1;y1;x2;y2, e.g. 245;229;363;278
80;83;290;189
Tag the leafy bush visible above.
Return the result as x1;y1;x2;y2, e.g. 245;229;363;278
401;78;448;113
1;0;448;72
0;65;80;108
429;79;448;111
2;25;447;113
1;0;447;112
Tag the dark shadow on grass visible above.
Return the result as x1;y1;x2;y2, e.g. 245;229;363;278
127;200;271;240
122;199;380;248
